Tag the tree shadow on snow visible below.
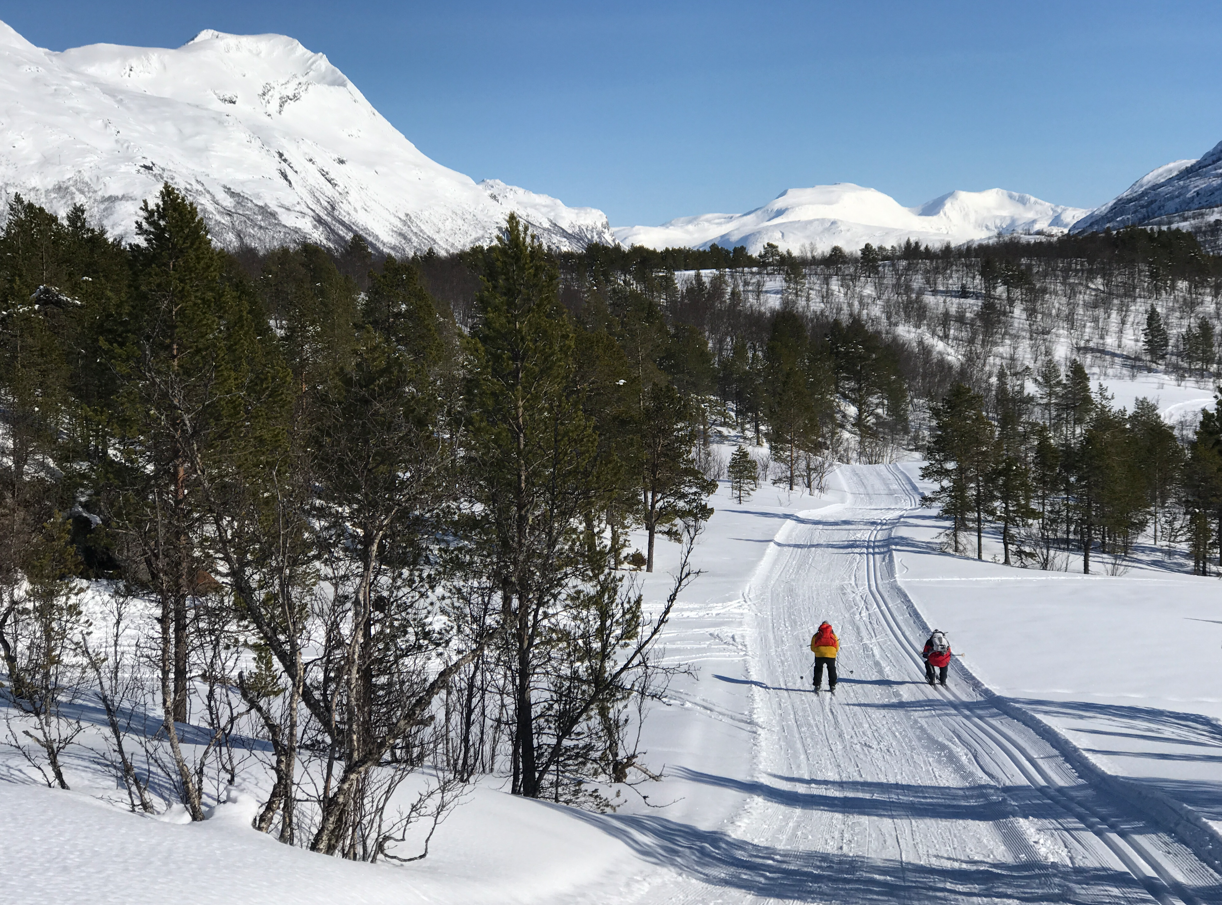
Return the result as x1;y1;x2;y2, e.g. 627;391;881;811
669;767;1058;824
568;806;1212;904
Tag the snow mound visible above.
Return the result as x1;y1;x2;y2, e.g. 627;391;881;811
0;20;614;255
614;184;1087;254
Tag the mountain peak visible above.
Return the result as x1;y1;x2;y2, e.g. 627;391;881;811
1071;139;1222;237
615;184;1086;254
0;20;612;255
186;29;227;45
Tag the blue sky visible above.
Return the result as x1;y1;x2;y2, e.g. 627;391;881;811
5;1;1222;226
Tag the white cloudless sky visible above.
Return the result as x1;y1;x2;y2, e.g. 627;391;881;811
5;0;1222;226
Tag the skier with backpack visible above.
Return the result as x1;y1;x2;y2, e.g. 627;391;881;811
922;629;951;686
810;621;839;692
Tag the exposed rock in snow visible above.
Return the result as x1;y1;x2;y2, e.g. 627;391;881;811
614;184;1087;254
0;20;614;254
1071;142;1222;238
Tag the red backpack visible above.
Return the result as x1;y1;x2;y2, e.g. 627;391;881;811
814;624;835;647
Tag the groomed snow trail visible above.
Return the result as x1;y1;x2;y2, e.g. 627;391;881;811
596;464;1222;905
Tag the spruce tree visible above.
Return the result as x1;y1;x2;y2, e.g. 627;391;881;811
728;445;758;503
1142;305;1169;365
921;383;996;558
1129;398;1182;546
993;369;1038;566
638;382;715;571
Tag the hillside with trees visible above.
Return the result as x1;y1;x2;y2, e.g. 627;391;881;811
4;186;1222;862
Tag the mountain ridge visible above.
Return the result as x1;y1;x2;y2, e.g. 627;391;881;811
613;184;1088;254
0;20;615;254
1071;142;1222;241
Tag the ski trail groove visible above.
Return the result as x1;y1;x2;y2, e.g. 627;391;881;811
602;463;1220;905
843;463;1214;905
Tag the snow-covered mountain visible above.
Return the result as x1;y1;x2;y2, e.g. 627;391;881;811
1071;141;1222;235
0;20;614;254
614;184;1087;254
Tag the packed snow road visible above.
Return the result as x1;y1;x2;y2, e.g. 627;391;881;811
590;464;1222;905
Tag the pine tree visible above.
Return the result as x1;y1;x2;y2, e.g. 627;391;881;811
1030;426;1063;568
859;243;880;276
100;183;279;819
1183;317;1216;377
638;382;715;571
1185;393;1222;574
827;318;909;463
466;214;683;804
1072;395;1147;573
921;383;996;558
1128;398;1183;546
728;445;758;503
1142;305;1169;365
1059;360;1094;444
763;310;827;490
993;369;1038;566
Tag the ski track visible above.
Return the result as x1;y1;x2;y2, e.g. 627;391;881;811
595;464;1222;905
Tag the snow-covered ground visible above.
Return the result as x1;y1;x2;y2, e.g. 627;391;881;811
5;463;1222;903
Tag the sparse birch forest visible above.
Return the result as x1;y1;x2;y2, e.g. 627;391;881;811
3;185;1222;861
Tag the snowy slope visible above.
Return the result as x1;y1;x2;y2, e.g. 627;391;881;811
614;184;1087;254
0;20;613;254
7;464;1222;904
1071;142;1222;234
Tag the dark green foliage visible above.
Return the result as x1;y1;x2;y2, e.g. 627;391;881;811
1129;398;1182;546
921;384;996;558
1182;317;1216;377
465;214;624;801
763;311;835;491
1142;305;1169;365
1072;397;1148;573
728;445;757;503
993;369;1038;566
1184;394;1222;574
638;382;715;572
826;318;909;462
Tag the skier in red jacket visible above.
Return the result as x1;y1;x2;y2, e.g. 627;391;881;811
922;629;951;687
810;621;839;692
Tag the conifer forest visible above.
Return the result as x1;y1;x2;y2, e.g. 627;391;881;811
4;185;1222;861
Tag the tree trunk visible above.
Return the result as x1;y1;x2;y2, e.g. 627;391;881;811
173;461;190;724
644;487;657;573
515;628;537;796
975;484;984;560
